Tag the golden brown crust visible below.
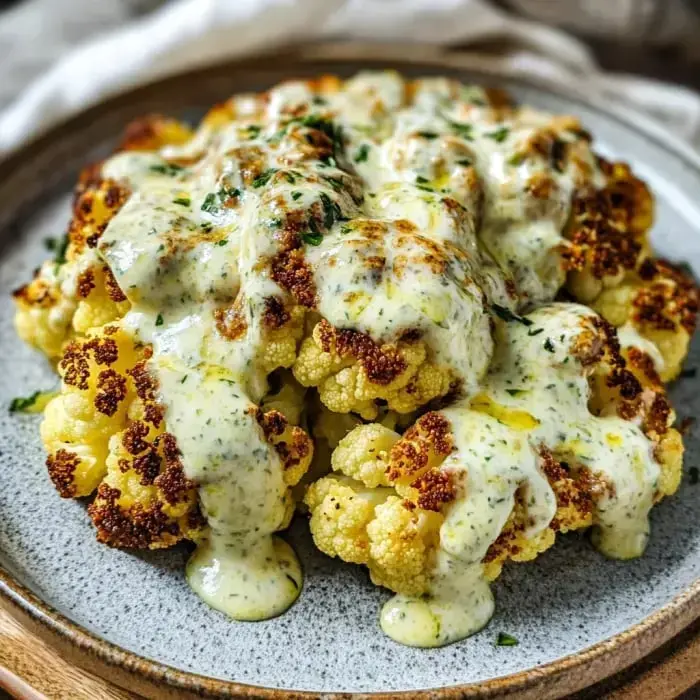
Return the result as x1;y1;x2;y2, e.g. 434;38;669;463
46;449;81;498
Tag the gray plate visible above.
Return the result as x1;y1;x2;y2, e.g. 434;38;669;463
0;48;699;698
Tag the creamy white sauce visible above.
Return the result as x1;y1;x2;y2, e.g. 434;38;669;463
383;304;660;647
94;71;664;640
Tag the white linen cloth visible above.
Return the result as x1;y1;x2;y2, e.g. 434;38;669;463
2;0;700;157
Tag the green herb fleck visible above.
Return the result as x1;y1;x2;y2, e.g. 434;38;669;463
505;389;525;397
456;158;472;166
496;632;519;647
354;144;370;163
172;196;191;207
245;124;261;137
9;391;41;414
528;327;544;337
418;131;438;140
508;153;525;167
253;168;278;188
416;176;430;184
301;231;323;246
449;122;474;140
216;239;228;247
543;338;555;353
201;193;218;213
49;234;69;268
155;313;164;327
149;163;184;176
487;126;510;143
291;191;303;201
491;303;533;327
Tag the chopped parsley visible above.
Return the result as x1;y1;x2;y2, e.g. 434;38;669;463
496;632;518;647
416;176;430;184
543;338;555;353
528;327;544;337
244;124;261;137
155;313;164;327
301;231;323;246
252;168;278;188
48;234;69;267
319;191;343;230
9;391;42;414
508;153;526;167
417;131;438;140
449;121;474;140
216;239;228;247
149;163;184;176
491;303;533;327
200;186;241;214
291;191;303;201
689;466;699;485
456;158;472;166
505;389;525;397
486;126;510;143
172;196;191;207
354;144;370;163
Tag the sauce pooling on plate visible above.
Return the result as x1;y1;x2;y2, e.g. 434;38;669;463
94;71;675;639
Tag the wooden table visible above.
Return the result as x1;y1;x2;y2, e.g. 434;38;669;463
0;606;698;699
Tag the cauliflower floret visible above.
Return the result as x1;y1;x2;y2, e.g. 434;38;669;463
255;407;314;487
261;305;306;374
41;324;141;497
331;423;399;488
88;404;204;549
72;263;130;335
13;260;78;359
293;320;453;419
306;475;388;564
565;160;652;303
367;496;441;596
591;259;698;381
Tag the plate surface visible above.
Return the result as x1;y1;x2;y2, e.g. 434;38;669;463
0;46;699;699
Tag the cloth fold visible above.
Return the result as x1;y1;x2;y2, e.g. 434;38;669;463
1;0;699;157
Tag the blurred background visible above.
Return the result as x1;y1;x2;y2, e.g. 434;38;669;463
2;0;700;153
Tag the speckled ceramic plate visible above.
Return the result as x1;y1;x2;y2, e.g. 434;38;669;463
1;44;699;700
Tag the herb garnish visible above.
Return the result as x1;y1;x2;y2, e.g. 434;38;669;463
496;632;518;647
491;303;533;327
505;389;525;397
448;121;474;140
528;327;544;337
252;168;278;188
155;313;164;326
291;191;303;201
9;391;42;413
149;163;184;176
543;338;555;353
486;126;510;143
416;176;430;185
201;186;241;214
301;231;323;246
172;196;191;207
418;131;438;140
216;239;228;247
354;144;370;163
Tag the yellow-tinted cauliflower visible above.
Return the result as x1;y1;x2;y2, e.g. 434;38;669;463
293;320;453;419
306;312;683;599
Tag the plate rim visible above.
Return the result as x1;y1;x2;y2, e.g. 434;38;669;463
1;41;699;700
